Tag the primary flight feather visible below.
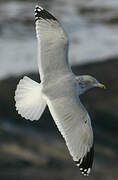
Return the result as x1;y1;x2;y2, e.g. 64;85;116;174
15;5;105;176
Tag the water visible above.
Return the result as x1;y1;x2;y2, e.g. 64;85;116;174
0;0;118;79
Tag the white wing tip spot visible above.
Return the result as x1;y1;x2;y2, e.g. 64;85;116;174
77;164;91;176
35;5;43;11
39;6;44;10
35;17;39;20
87;168;91;174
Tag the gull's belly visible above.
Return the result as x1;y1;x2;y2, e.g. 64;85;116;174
42;74;77;100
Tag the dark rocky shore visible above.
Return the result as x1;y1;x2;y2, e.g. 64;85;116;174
0;58;118;180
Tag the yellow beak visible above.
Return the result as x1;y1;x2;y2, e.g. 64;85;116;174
98;83;106;89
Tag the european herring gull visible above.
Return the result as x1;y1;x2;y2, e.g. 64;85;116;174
14;5;105;176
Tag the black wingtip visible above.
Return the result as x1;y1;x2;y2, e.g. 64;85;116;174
34;5;57;22
75;144;94;176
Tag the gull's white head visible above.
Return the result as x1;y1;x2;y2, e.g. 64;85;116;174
76;75;105;95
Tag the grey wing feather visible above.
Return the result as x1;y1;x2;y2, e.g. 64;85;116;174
35;6;70;81
46;91;94;175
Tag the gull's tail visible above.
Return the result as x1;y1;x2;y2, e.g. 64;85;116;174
14;76;46;121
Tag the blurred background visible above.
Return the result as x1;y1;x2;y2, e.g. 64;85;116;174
0;0;118;179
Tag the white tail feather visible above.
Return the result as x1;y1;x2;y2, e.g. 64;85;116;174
15;76;46;121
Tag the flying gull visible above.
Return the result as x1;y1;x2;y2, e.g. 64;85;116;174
14;5;105;176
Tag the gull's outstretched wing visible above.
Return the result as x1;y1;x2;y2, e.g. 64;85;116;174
46;90;94;176
35;6;70;81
